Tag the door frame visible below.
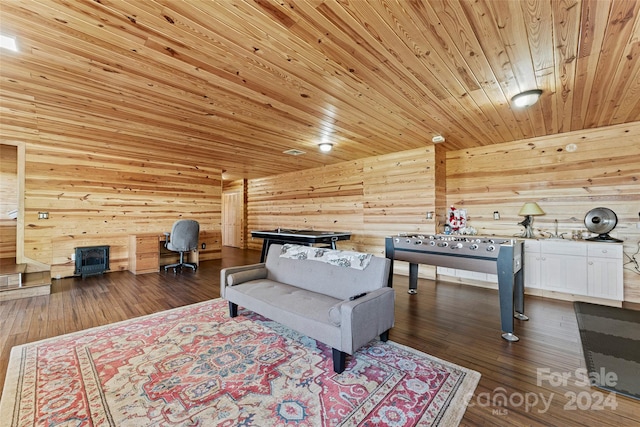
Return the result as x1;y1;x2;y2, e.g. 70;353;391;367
1;141;25;263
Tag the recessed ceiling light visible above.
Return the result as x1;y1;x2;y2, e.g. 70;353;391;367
0;35;18;52
283;149;306;156
319;143;333;152
511;89;543;108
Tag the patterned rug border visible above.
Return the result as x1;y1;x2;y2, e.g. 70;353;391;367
1;298;480;426
374;340;481;426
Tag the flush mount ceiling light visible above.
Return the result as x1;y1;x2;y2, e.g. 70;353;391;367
511;89;542;108
432;135;445;143
0;34;18;52
318;143;333;152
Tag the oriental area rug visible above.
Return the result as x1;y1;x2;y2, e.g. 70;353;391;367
1;298;480;426
574;301;640;400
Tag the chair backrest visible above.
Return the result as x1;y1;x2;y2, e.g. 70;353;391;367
264;244;391;301
167;220;200;252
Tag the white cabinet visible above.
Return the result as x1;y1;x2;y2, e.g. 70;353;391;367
587;244;623;300
531;240;623;301
540;241;588;295
436;239;623;302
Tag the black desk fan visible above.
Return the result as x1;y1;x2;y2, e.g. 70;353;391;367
584;207;623;243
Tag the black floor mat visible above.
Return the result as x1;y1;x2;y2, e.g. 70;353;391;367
574;301;640;400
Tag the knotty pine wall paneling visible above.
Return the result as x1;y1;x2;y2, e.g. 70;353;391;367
362;147;437;253
362;147;438;280
1;90;223;277
247;147;438;278
434;144;448;231
22;146;222;279
247;160;367;251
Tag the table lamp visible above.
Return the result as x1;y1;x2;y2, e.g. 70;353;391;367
518;202;545;238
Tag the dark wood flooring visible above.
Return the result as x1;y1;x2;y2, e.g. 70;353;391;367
1;247;638;426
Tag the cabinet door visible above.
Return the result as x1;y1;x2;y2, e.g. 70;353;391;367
523;240;541;289
541;254;588;295
588;257;623;300
524;252;541;289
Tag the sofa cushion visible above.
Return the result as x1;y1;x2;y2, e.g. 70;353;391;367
224;279;344;349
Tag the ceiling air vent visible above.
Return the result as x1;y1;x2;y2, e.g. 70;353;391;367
283;149;306;156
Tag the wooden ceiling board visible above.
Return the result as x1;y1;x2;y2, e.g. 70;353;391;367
583;0;639;127
1;0;639;181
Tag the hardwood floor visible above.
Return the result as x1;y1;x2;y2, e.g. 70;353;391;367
1;247;638;426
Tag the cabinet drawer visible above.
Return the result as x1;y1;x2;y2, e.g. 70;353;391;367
587;244;622;259
540;241;587;256
134;237;159;253
135;252;159;270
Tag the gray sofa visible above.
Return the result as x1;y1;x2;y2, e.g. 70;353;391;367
220;243;394;373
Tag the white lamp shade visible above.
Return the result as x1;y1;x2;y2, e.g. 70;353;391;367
518;202;545;216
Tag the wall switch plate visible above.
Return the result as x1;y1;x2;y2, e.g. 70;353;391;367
493;211;500;220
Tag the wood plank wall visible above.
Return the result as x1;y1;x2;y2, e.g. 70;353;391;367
246;123;640;302
247;147;438;261
1;89;224;278
22;146;224;278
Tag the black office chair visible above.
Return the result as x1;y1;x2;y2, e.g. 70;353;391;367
164;219;200;273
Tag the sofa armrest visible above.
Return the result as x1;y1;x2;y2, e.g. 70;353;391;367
337;287;395;354
220;263;266;296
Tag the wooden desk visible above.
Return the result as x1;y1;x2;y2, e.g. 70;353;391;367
128;233;199;274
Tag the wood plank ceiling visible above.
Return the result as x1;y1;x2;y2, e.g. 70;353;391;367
1;0;639;181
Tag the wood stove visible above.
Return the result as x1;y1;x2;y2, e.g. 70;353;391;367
74;245;110;278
